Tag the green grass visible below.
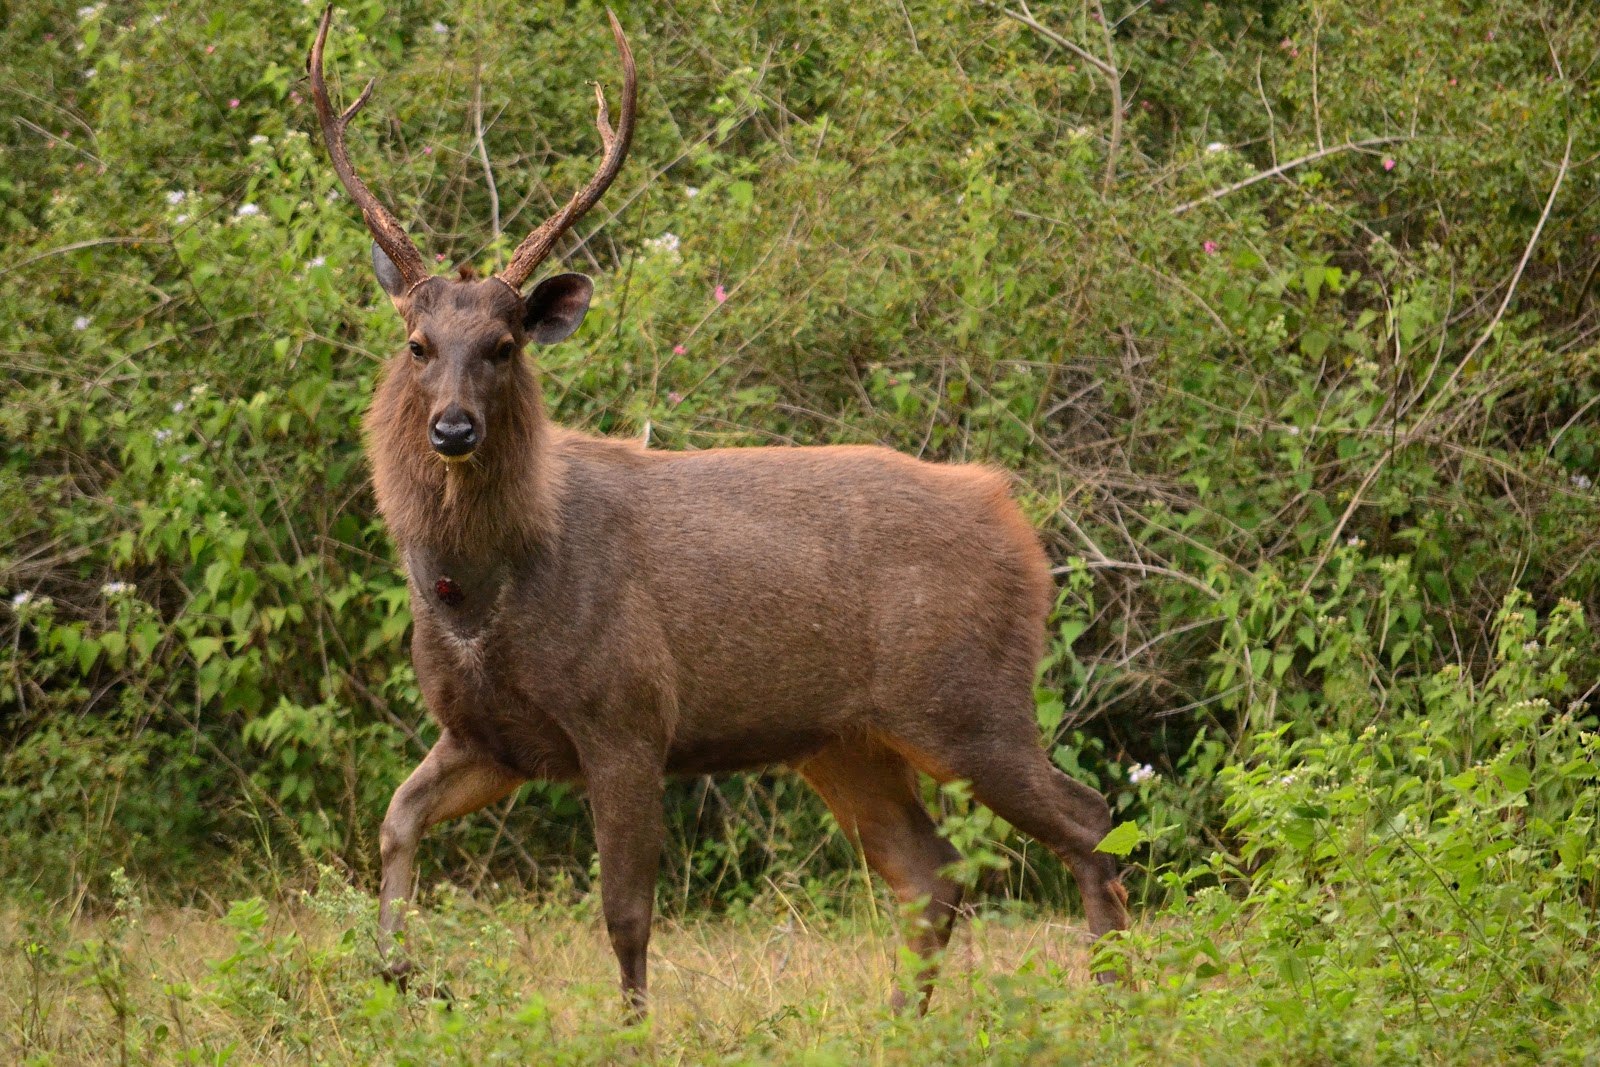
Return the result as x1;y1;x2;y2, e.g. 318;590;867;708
4;876;1126;1066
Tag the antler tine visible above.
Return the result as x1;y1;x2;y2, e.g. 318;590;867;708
497;10;637;292
308;4;429;290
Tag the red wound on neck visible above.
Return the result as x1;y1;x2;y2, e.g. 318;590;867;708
435;576;464;606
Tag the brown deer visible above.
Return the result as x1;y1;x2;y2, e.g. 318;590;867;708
308;5;1128;1015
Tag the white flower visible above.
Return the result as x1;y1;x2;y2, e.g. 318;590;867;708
101;581;134;597
78;4;100;18
1205;141;1227;153
166;190;186;205
1128;763;1155;784
235;202;260;217
1571;473;1592;490
1286;425;1301;436
172;400;184;413
10;591;32;609
1346;536;1365;548
645;232;681;255
84;68;96;80
150;13;164;24
73;315;91;330
174;214;189;224
154;428;173;444
307;255;325;269
685;186;700;199
249;134;268;146
432;20;449;34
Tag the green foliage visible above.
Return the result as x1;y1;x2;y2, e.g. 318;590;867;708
2;0;1600;1057
1116;594;1600;1058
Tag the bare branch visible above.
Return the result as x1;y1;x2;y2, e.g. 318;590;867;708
1172;136;1408;216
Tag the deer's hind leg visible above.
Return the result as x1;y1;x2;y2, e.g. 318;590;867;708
885;717;1130;981
798;739;965;1013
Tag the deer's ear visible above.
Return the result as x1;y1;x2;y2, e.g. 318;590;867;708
371;241;409;306
523;273;593;344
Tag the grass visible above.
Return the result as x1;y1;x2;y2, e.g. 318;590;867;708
1;872;1119;1066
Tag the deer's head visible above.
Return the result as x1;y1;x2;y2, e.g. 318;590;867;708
309;5;635;462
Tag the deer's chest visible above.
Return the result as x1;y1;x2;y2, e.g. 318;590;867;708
401;549;586;779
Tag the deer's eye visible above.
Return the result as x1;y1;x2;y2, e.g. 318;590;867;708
491;341;518;363
408;340;427;361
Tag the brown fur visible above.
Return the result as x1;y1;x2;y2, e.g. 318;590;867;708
363;277;1132;1014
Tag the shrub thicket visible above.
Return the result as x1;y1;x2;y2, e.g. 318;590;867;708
3;1;1598;1058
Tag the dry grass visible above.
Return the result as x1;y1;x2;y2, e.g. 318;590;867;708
1;887;1104;1065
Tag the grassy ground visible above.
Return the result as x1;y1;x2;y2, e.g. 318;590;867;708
2;878;1131;1066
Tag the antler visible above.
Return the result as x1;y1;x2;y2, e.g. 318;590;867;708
308;4;429;292
497;10;637;291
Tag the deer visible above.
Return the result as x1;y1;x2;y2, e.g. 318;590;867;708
307;5;1129;1016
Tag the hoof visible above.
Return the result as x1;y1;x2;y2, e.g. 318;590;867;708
380;959;414;990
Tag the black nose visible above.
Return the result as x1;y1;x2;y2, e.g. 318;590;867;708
430;408;479;456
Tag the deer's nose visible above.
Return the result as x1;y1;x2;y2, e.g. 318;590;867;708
430;406;479;457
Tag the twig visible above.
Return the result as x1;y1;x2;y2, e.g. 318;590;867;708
13;116;104;168
1052;506;1220;602
1090;0;1123;196
1171;136;1408;216
983;2;1124;196
986;2;1113;77
472;71;501;241
1298;130;1574;596
0;237;160;281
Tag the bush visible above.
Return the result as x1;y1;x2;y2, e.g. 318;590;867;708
1;8;1597;1054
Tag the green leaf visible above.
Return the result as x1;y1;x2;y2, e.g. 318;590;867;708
1095;821;1144;856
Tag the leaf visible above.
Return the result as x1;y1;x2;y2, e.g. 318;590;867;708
1495;762;1532;793
1095;821;1144;856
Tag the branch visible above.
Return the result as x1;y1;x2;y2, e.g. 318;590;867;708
1171;136;1408;216
472;72;501;241
0;237;158;281
984;2;1115;78
1089;0;1123;196
983;2;1126;196
1298;130;1574;596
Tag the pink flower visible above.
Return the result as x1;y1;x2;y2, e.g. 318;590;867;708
1203;240;1218;255
1383;158;1396;171
205;45;215;54
672;344;686;356
422;145;433;155
667;391;683;405
435;253;446;262
713;284;728;304
228;98;239;108
289;90;301;105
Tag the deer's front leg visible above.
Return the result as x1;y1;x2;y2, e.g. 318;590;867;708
585;758;665;1019
379;729;524;981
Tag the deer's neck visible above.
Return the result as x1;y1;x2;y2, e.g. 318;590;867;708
365;365;563;576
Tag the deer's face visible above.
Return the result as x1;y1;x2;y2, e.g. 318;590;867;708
376;245;592;461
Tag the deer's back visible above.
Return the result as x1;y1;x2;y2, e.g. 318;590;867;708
550;435;1054;769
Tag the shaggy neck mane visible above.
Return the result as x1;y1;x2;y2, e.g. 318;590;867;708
365;359;561;561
